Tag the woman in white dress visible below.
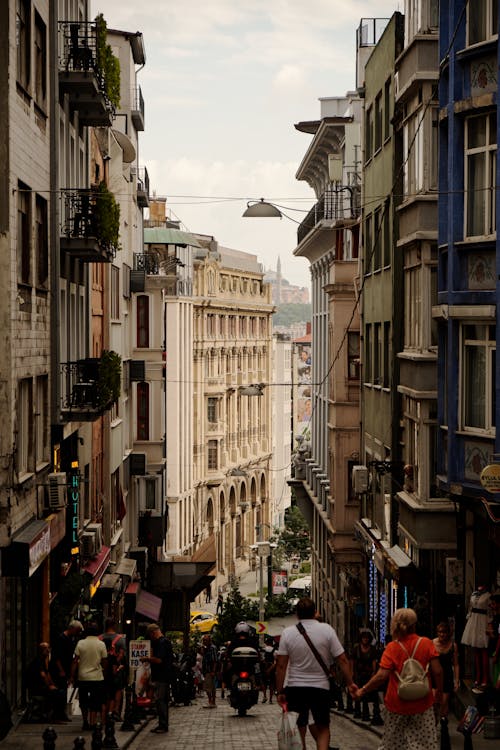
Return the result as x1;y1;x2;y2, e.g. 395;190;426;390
461;585;491;688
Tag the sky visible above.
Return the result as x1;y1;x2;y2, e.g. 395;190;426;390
99;0;401;287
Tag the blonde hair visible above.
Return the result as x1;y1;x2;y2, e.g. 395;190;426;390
390;608;417;639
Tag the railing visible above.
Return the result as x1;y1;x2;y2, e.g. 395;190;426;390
132;86;144;118
61;189;119;257
134;252;160;275
137;166;149;197
357;18;390;48
59;21;98;73
297;184;360;245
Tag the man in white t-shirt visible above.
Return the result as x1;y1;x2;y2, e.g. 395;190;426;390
71;622;107;731
276;598;357;750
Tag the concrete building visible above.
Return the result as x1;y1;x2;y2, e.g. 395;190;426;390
437;0;500;653
289;90;364;639
392;0;456;635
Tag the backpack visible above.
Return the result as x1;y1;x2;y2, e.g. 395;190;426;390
100;634;125;664
395;637;430;701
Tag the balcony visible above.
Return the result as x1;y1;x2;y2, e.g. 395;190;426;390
297;185;360;245
134;252;160;275
131;86;145;131
60;351;121;422
60;187;120;262
136;166;150;208
58;21;115;126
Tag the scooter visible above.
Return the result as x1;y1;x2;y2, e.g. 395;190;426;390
229;646;260;716
171;652;196;706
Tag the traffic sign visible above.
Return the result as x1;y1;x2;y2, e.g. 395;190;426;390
256;621;268;634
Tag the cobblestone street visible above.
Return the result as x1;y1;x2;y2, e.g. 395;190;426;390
128;692;381;750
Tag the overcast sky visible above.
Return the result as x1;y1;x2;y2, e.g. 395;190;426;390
99;1;400;287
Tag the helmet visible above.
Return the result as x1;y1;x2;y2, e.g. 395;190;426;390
235;621;251;634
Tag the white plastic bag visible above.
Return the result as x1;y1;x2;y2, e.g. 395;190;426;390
278;710;302;750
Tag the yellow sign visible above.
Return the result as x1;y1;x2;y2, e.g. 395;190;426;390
480;464;500;493
256;621;268;634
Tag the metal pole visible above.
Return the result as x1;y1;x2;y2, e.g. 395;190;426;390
259;553;265;625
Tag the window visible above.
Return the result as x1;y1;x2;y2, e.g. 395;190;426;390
383;207;391;266
403;112;424;197
347;332;360;380
35;375;49;466
365;324;372;383
35;195;48;288
374;93;382;152
17;181;31;285
373;208;381;270
405;265;422;349
468;0;498;45
364;214;372;273
137;382;149;440
34;11;47;107
16;0;30;91
111;265;120;319
465;113;496;238
383;322;390;388
430;107;439;190
461;324;496;432
207;397;217;423
208;440;218;470
373;323;381;384
405;0;439;40
17;378;33;476
365;106;373;161
384;79;391;140
136;295;149;347
207;314;215;337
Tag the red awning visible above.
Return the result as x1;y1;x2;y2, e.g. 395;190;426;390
82;545;111;583
136;589;162;621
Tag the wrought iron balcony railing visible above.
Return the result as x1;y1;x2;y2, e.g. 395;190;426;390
60;189;119;261
131;86;145;131
137;166;150;208
297;184;360;245
61;353;121;421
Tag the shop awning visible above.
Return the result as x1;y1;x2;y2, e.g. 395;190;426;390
93;572;121;604
144;227;201;248
82;545;111;584
136;589;162;621
115;557;137;579
2;519;51;577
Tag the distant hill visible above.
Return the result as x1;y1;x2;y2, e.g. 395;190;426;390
273;303;311;327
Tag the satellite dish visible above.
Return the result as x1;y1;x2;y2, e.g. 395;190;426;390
111;129;136;163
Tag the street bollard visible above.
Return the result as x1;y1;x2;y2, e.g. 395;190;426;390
120;685;135;732
73;737;86;750
463;729;473;750
91;722;103;750
42;727;57;750
102;712;118;749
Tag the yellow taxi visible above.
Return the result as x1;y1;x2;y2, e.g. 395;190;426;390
190;610;219;634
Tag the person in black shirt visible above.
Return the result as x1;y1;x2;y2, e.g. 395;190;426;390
142;623;173;733
51;620;83;691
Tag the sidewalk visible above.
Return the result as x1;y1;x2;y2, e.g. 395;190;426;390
333;705;495;749
2;705;150;750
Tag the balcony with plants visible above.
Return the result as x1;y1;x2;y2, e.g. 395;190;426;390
58;14;120;127
61;351;121;422
60;182;121;262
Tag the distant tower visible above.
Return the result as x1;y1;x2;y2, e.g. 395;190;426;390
276;256;282;304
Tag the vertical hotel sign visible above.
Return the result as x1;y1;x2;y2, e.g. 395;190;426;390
67;461;80;555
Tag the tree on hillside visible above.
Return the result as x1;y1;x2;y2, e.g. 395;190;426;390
273;303;311;327
272;506;310;564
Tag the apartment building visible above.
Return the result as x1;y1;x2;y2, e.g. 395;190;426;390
290;91;363;639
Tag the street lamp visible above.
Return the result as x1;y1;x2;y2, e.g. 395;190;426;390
250;540;271;643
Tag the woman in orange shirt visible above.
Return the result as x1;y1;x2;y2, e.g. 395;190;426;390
353;608;443;750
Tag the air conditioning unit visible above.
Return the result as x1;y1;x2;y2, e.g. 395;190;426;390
47;472;67;509
137;475;163;514
86;523;103;553
352;465;369;494
81;531;98;558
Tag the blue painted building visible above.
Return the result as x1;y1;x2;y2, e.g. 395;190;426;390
438;1;500;638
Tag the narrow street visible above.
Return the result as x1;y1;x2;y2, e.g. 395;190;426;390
128;693;381;750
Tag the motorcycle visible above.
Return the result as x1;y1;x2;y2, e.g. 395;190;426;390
229;646;260;716
171;652;196;706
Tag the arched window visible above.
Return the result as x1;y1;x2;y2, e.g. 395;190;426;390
137;381;149;440
137;295;150;348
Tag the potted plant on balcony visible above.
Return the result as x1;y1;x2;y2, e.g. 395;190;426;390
94;13;121;109
94;181;120;254
97;350;121;408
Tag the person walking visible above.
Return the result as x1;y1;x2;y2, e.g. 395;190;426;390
275;597;357;750
71;622;107;731
142;623;174;733
51;620;83;694
433;621;459;750
353;608;443;750
99;618;127;720
216;593;224;615
349;628;383;724
26;642;68;722
201;633;219;708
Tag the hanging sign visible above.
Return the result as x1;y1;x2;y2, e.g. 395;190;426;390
480;464;500;493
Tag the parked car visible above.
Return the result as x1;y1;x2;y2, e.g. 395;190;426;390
287;576;312;612
190;610;218;634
